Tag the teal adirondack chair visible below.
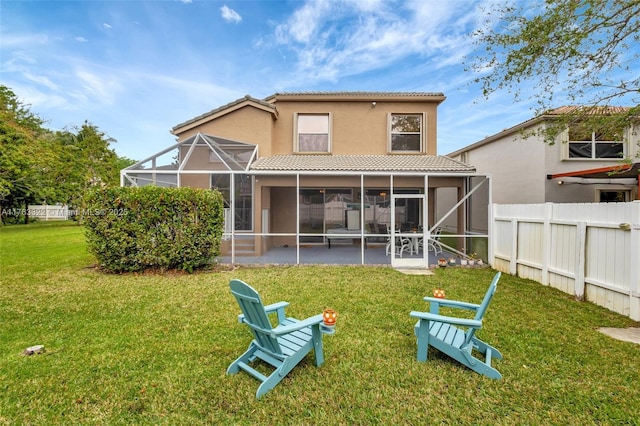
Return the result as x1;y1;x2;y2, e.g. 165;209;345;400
409;272;503;379
227;279;330;399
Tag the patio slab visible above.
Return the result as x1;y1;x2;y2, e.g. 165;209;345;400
598;327;640;344
217;244;459;268
395;268;435;275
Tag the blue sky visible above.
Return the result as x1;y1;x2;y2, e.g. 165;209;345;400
0;0;568;160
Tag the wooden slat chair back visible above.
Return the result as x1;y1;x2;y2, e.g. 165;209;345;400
410;272;503;379
233;282;282;355
227;279;329;398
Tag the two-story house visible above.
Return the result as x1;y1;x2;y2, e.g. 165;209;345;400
122;92;488;267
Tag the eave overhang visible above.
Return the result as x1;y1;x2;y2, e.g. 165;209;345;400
547;163;640;180
264;91;446;104
171;95;278;136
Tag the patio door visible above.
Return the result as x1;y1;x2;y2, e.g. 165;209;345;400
390;193;428;268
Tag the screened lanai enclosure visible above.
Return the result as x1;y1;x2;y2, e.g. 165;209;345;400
122;133;492;268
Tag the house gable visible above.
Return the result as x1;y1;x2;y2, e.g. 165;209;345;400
172;96;277;157
446;106;639;204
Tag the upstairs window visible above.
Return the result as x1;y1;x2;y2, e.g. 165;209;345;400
389;114;423;152
295;113;331;153
567;124;624;159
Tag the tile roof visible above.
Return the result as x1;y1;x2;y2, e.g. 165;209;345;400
448;105;636;157
267;91;445;98
250;155;475;173
546;106;631;116
172;95;276;133
173;92;446;133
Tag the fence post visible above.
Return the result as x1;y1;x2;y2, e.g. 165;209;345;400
510;218;518;276
541;203;553;286
629;202;640;321
575;222;587;301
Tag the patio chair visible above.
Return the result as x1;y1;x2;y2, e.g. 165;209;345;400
385;225;413;256
227;279;331;398
423;226;443;255
409;272;503;379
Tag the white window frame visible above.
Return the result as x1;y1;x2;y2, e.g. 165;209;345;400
388;113;425;153
294;113;332;153
595;187;633;202
562;126;626;160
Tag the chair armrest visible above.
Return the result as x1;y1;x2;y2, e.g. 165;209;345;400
264;301;290;312
270;314;324;337
422;297;480;312
410;310;482;328
265;301;290;324
237;301;290;324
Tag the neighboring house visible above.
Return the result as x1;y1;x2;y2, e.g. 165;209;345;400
122;92;489;267
443;106;640;233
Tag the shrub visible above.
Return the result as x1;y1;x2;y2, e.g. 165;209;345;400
83;186;224;273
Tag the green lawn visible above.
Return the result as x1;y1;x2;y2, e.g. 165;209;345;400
1;222;639;425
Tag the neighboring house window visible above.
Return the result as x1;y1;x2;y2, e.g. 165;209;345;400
389;114;423;152
597;189;631;202
295;113;331;153
567;125;625;159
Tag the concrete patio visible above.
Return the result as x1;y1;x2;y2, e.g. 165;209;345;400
217;242;456;268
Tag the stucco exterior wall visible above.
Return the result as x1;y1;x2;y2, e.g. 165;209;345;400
452;125;547;204
270;99;439;155
175;106;275;157
180;146;231;171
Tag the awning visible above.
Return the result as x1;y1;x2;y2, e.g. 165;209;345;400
547;163;640;180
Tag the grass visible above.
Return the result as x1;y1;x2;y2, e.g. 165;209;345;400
1;221;639;425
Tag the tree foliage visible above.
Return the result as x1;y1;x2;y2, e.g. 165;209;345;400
471;0;640;146
0;85;136;223
0;86;47;219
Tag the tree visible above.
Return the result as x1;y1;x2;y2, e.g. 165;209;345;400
471;0;640;147
0;86;48;223
1;85;137;223
53;122;132;208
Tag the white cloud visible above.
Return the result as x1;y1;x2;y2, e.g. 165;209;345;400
264;0;485;86
23;72;59;91
5;81;70;112
75;36;88;43
0;33;49;48
220;5;242;24
103;23;112;29
1;51;37;73
275;0;333;44
75;69;121;105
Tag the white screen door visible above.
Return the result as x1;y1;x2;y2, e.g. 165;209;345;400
390;194;428;268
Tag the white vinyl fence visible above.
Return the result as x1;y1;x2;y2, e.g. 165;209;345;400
491;201;640;320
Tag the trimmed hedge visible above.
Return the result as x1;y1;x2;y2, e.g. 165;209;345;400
83;186;225;273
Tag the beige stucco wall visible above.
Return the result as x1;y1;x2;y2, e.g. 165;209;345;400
451;125;547;204
180;146;233;171
270;99;439;155
175;106;275;157
180;174;210;188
